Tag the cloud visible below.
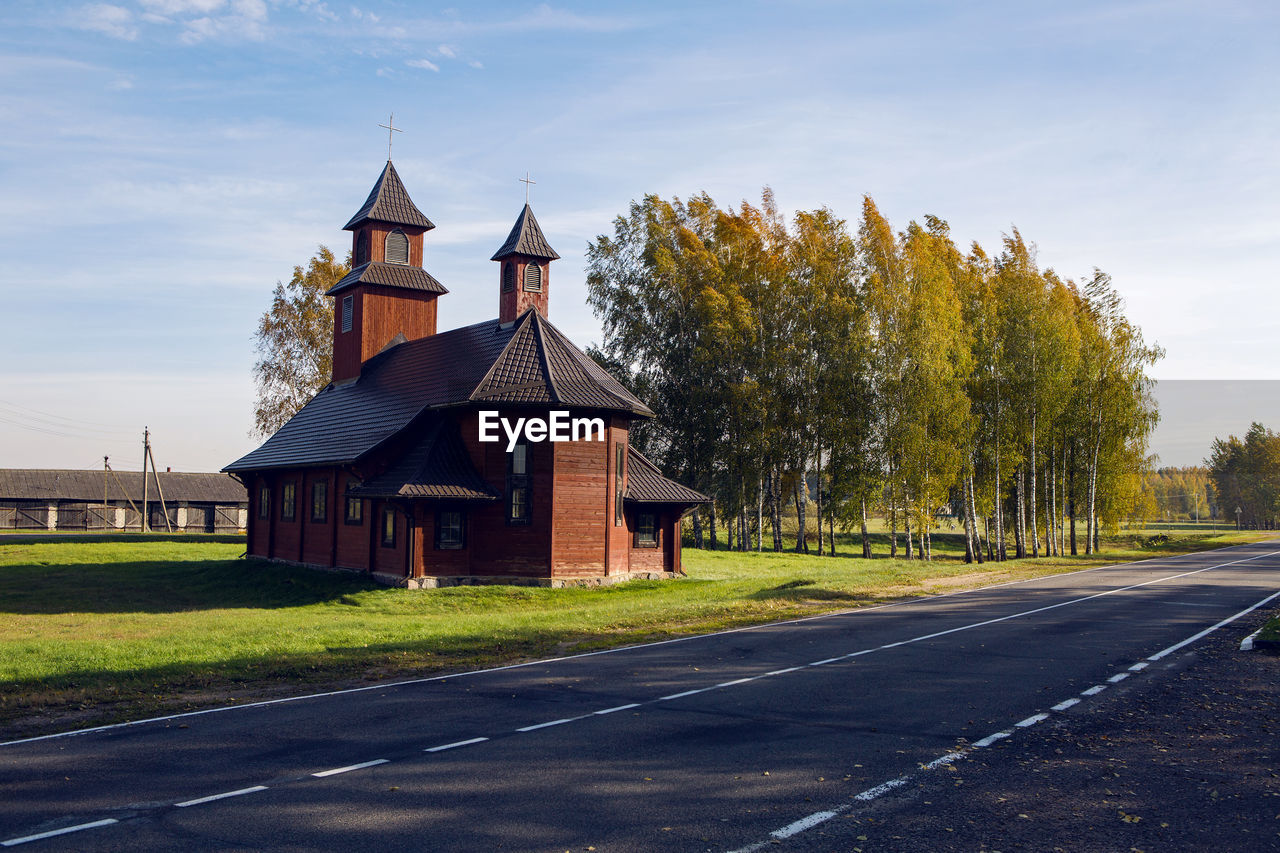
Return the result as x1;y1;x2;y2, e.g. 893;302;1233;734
406;57;439;72
511;3;640;33
140;0;227;15
436;44;456;58
77;4;139;40
178;0;267;43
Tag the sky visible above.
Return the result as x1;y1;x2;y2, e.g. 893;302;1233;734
1;0;1277;472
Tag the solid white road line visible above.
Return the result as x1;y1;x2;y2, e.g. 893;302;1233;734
2;820;119;847
809;657;842;665
1147;586;1280;661
312;759;388;777
424;737;488;752
594;703;641;715
174;786;268;808
657;688;708;701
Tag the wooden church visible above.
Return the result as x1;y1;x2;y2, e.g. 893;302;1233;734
226;161;706;587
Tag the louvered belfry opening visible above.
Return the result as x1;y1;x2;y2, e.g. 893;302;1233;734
385;229;409;265
502;263;515;293
523;262;542;292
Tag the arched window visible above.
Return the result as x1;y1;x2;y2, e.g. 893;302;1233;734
355;230;370;265
523;262;543;293
502;262;515;293
385;229;409;265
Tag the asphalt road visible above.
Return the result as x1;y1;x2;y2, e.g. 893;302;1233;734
3;541;1278;851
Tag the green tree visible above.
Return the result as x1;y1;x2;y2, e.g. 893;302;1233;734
252;245;349;436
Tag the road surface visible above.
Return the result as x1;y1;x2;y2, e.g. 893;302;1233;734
2;540;1277;851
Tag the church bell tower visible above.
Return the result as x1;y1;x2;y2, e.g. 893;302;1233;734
491;204;560;324
328;160;448;384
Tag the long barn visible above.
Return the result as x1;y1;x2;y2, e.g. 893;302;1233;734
0;469;247;532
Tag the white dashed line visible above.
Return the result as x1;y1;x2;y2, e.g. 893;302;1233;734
972;730;1013;748
425;737;489;752
175;786;268;808
594;703;640;715
854;775;911;801
771;809;840;838
1081;685;1107;696
923;751;966;769
1;820;119;847
516;718;576;732
1107;672;1129;683
1128;662;1149;671
312;759;388;777
1015;713;1049;728
1051;698;1081;712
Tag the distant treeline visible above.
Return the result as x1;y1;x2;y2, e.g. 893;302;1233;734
1208;423;1280;529
587;191;1161;561
1142;467;1215;522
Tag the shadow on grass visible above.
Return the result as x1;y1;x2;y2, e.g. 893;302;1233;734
0;557;382;614
0;533;246;545
749;578;866;603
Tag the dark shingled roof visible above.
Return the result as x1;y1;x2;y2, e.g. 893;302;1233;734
343;161;435;231
225;310;651;474
0;469;246;504
326;261;448;297
490;204;560;261
625;450;708;506
471;310;652;415
351;417;498;501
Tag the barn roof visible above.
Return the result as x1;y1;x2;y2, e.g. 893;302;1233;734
350;416;498;501
0;469;246;504
625;450;709;506
490;204;560;261
225;309;651;473
326;261;448;297
343;160;435;231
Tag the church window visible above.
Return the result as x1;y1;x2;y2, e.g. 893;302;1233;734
523;262;542;292
614;443;625;526
258;485;270;520
311;480;327;523
381;506;396;546
385;229;409;265
507;441;531;525
342;295;353;333
502;262;515;293
356;230;369;265
435;510;465;549
635;513;657;547
281;482;296;522
344;481;363;525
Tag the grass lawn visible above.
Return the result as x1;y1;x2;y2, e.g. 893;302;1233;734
0;528;1272;739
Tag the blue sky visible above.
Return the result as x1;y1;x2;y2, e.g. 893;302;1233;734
1;0;1277;471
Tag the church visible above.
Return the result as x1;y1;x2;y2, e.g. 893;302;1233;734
225;161;706;587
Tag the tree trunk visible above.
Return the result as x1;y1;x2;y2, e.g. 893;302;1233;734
1014;464;1027;559
1068;447;1078;556
794;473;808;553
829;509;836;556
757;475;764;552
969;473;984;564
815;452;824;557
994;448;1005;561
860;495;871;559
692;508;703;549
904;489;913;561
1087;430;1101;555
889;488;899;559
770;467;783;552
708;503;718;551
1048;445;1057;557
1030;411;1040;558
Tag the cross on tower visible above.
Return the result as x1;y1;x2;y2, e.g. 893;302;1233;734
378;114;403;160
520;171;536;203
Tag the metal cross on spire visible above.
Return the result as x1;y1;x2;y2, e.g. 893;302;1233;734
378;114;403;160
519;171;536;204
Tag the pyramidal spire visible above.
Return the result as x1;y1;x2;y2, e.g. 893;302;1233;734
344;161;434;232
490;204;560;261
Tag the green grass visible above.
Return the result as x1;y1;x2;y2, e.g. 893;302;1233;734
0;528;1271;738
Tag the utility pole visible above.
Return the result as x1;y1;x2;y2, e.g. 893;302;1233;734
142;428;150;533
103;456;109;531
